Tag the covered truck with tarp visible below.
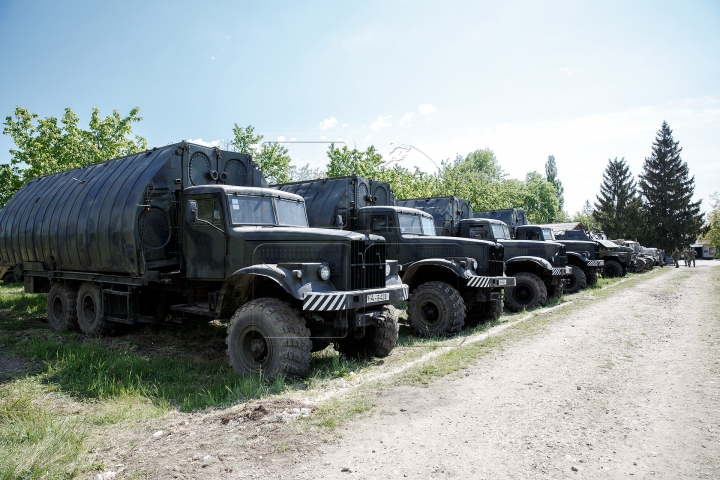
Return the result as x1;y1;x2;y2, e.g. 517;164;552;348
0;143;408;379
396;196;472;236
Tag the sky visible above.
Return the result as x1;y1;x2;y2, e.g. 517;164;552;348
1;0;718;214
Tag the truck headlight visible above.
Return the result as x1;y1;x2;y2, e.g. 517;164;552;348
472;259;478;270
385;263;391;277
318;265;330;281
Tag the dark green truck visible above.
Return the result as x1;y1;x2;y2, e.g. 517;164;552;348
276;176;514;337
398;197;572;310
0;143;408;379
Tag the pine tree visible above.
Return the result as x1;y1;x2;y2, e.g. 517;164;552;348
639;121;704;250
545;155;564;213
592;157;641;239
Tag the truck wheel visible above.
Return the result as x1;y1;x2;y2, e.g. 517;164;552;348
603;260;622;278
504;273;547;312
47;283;78;331
77;282;112;336
465;296;503;327
564;266;587;294
2;273;18;284
336;305;400;358
585;268;599;286
407;281;465;337
226;298;312;379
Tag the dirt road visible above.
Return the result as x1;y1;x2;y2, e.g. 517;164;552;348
114;262;720;479
255;262;719;479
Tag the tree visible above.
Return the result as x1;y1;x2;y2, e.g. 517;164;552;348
638;121;704;249
573;200;601;231
592;157;644;239
545;155;565;214
290;163;326;182
703;192;720;251
228;124;293;184
523;171;559;223
326;144;385;178
2;106;147;207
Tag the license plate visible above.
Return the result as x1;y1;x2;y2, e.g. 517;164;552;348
367;293;390;303
498;279;507;286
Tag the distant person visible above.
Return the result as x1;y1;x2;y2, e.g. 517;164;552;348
672;247;680;268
683;247;689;267
690;248;697;267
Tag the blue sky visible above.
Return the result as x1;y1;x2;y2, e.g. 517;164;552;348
1;0;718;213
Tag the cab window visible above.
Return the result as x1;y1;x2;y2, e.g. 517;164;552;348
196;198;223;226
370;215;394;233
469;226;488;239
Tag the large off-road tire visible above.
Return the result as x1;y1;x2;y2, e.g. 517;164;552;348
603;260;623;278
407;281;465;337
77;282;113;336
585;268;599;286
226;298;312;379
564;266;587;294
548;281;564;298
465;296;504;327
336;305;400;358
2;272;18;284
504;273;547;312
633;257;646;273
47;282;78;331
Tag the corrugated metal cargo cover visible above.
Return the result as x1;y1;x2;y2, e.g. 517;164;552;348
396;196;472;236
275;175;395;229
0;142;265;275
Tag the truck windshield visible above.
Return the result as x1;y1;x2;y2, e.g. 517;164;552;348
492;224;510;239
398;213;434;235
229;196;276;225
421;217;437;236
276;199;308;227
542;228;555;240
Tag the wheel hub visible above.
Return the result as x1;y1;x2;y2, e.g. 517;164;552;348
251;338;267;359
419;301;440;326
514;285;532;303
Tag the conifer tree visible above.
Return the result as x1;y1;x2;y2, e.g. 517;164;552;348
592;157;640;239
545;155;564;213
639;121;704;249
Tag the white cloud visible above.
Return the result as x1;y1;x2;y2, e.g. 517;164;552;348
290;137;297;141
188;138;220;147
365;134;373;142
400;112;415;126
418;104;437;115
277;136;285;142
559;66;571;75
319;116;338;130
320;135;327;140
342;123;348;127
370;114;392;131
211;56;215;61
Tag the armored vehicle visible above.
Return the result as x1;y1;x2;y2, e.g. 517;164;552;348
276;176;514;337
397;196;571;309
0;143;408;379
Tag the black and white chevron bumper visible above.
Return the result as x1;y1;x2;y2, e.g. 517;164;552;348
302;284;409;311
552;266;573;276
466;275;516;288
586;260;604;267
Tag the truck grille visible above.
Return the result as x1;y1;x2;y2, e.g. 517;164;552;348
350;240;386;290
488;244;505;276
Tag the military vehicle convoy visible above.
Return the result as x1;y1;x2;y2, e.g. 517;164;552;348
549;228;633;277
276;176;514;336
397;196;572;309
0;143;408;379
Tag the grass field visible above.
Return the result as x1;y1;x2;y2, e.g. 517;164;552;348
0;271;650;478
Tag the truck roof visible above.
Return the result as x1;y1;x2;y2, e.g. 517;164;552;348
358;205;434;218
185;185;304;202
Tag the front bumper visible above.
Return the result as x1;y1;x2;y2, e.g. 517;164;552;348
467;275;516;288
552;266;573;276
586;260;604;268
303;284;409;311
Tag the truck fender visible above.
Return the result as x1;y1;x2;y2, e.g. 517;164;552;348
218;265;298;318
401;259;467;291
566;251;590;267
504;256;553;277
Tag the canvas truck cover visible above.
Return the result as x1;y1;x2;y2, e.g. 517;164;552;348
396;196;472;236
0;142;265;275
473;208;528;230
275;175;395;229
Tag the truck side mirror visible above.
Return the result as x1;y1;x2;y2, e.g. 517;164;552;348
186;200;198;224
336;215;344;228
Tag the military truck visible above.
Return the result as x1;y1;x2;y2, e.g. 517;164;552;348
276;176;514;336
0;143;408;379
473;208;528;237
397;196;572;309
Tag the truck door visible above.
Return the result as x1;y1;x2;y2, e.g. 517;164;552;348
368;213;399;257
184;195;226;279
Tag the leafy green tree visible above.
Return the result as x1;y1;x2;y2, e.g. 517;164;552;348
290;163;326;182
592;157;644;239
1;106;146;207
229;124;292;184
523;171;559;223
638;122;704;249
573;200;601;231
703;192;720;252
326;144;385;178
545;155;565;214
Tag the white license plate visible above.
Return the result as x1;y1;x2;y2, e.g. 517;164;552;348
367;293;390;303
498;279;507;286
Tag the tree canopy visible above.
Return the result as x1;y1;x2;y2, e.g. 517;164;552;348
229;124;293;184
1;106;147;207
592;157;645;239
